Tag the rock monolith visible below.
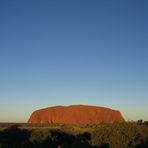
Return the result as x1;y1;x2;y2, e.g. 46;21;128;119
28;105;125;124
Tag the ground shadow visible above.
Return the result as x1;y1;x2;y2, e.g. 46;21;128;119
0;125;98;148
0;125;31;148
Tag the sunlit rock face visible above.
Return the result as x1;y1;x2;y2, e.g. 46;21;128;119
28;105;125;124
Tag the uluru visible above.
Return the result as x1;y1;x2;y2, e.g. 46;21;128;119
28;105;125;124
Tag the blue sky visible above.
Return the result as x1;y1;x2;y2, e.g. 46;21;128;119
0;0;148;122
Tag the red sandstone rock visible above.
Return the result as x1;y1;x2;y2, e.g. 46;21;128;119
28;105;125;124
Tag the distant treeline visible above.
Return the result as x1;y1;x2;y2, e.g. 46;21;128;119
0;122;148;148
137;120;148;125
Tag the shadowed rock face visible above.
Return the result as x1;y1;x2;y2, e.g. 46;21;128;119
28;105;125;124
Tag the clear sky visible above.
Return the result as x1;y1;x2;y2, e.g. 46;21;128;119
0;0;148;122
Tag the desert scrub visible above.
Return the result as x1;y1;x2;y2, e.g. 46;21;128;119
91;122;140;148
29;128;51;143
0;123;148;147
